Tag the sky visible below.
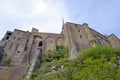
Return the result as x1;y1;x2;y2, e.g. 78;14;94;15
0;0;120;40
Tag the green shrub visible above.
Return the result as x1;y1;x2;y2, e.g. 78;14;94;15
79;46;115;61
30;70;39;80
51;46;69;60
3;58;11;66
41;46;69;63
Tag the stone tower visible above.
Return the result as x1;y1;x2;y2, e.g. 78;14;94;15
62;22;114;59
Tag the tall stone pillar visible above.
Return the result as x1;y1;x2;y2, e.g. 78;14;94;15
83;24;96;47
25;35;34;64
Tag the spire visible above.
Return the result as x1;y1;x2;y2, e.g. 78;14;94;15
62;17;64;30
62;17;64;25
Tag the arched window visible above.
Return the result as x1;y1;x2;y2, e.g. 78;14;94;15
45;37;55;51
38;41;42;47
56;37;64;46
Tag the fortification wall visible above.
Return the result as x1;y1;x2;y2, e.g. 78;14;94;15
0;22;120;65
90;28;111;47
108;34;120;48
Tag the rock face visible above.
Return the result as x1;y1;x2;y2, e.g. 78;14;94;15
0;22;120;80
0;65;28;80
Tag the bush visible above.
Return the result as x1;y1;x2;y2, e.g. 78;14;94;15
30;70;39;80
72;46;120;80
3;58;11;66
41;46;69;62
79;46;115;61
51;46;69;60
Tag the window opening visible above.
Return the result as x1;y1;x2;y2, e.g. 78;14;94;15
7;33;12;35
6;36;9;39
80;35;82;39
24;46;27;51
9;43;13;49
13;36;16;39
18;37;20;40
38;41;42;47
16;44;19;50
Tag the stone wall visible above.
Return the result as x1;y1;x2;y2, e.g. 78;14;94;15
62;22;119;59
90;28;111;47
0;22;120;64
62;22;91;59
108;34;120;48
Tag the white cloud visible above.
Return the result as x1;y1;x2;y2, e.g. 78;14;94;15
28;0;47;18
20;0;70;33
0;1;17;19
0;0;70;37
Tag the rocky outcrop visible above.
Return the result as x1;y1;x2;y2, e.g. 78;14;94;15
0;65;29;80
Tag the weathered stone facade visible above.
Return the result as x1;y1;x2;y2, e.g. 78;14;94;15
62;22;119;58
0;22;120;65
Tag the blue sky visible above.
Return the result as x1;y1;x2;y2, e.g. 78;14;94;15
0;0;120;40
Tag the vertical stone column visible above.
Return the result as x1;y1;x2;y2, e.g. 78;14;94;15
32;37;40;62
26;37;42;79
26;35;34;64
65;23;78;59
83;24;96;47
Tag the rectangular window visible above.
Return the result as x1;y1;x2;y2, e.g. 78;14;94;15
7;33;12;35
4;43;7;48
16;44;19;51
18;37;20;40
9;43;13;49
24;46;27;51
6;36;9;40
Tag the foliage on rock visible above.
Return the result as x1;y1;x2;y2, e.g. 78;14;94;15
30;46;120;80
3;58;11;66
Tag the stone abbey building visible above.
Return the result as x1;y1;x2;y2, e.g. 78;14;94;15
0;22;120;66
